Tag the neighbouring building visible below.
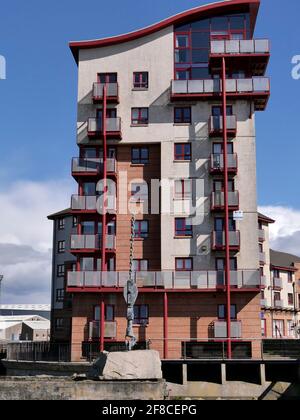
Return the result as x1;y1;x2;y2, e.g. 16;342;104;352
49;0;272;361
0;304;51;320
47;209;77;344
0;316;50;343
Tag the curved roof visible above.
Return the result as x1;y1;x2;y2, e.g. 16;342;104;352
70;0;260;63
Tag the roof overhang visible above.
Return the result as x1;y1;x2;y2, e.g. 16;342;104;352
271;265;298;273
69;0;260;64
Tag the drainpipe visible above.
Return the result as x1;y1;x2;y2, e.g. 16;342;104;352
100;84;108;352
222;57;232;359
163;292;169;359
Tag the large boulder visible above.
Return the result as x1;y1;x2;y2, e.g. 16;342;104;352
89;350;162;381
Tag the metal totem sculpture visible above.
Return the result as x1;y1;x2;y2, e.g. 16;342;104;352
124;215;138;351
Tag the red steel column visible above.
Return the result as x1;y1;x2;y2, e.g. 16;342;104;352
100;85;108;352
163;292;168;359
222;57;232;359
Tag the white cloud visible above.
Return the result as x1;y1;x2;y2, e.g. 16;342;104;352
0;179;74;304
259;206;300;256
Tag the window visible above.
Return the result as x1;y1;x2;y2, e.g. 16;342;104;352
133;72;148;89
73;216;78;228
175;218;193;237
98;73;117;83
133;260;149;272
83;182;96;196
261;319;266;337
288;272;293;283
106;305;115;322
131;147;149;164
130;182;148;202
288;293;294;306
134;305;149;325
131;108;149;125
57;241;65;254
273;320;284;338
174;143;191;161
134;221;149;239
56;289;65;303
174;179;192;199
54;318;65;331
216;257;237;271
57;265;65;277
174;107;191;124
218;304;237;320
58;218;65;230
175;258;193;271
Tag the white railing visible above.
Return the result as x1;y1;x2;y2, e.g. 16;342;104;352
93;83;118;99
70;234;115;250
274;300;284;309
67;270;261;290
212;231;240;248
71;195;116;212
210;154;238;171
261;299;267;307
88;117;121;133
211;39;270;55
258;229;266;241
273;278;283;289
214;321;242;339
209;115;237;132
72;158;116;174
259;252;266;264
171;77;270;95
260;276;267;288
211;191;239;209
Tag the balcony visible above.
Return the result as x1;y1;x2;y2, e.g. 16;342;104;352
208;115;237;137
211;231;240;251
210;153;238;174
70;234;116;253
88;320;117;340
274;300;284;309
260;276;267;289
213;321;242;339
67;269;261;292
273;277;283;290
210;39;270;75
92;83;119;103
211;191;239;212
261;299;267;308
258;229;265;242
87;117;122;139
71;195;117;214
259;252;266;265
171;77;270;111
71;158;116;178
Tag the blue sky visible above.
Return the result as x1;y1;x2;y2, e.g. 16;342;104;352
0;0;299;207
1;0;300;303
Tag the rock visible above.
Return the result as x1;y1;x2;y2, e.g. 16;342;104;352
88;350;162;381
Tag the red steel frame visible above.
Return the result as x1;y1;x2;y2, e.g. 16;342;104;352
222;57;232;359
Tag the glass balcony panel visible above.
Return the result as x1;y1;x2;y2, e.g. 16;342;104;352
240;40;254;53
172;80;188;94
188;79;204;93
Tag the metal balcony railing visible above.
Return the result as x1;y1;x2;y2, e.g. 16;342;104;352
71;195;116;212
211;39;270;55
211;191;239;210
273;277;283;290
92;83;118;100
258;229;266;241
212;231;240;249
88;320;117;340
70;234;115;250
259;252;266;264
210;153;238;172
214;321;242;339
274;300;284;309
88;117;121;134
67;270;261;290
171;77;270;95
261;299;267;307
209;115;237;134
72;158;116;174
260;276;267;288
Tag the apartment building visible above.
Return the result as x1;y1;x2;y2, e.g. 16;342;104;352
51;0;271;361
257;213;300;338
48;209;77;343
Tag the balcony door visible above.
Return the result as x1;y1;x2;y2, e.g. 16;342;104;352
98;73;117;84
216;257;237;286
214;217;236;246
96;109;117;131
